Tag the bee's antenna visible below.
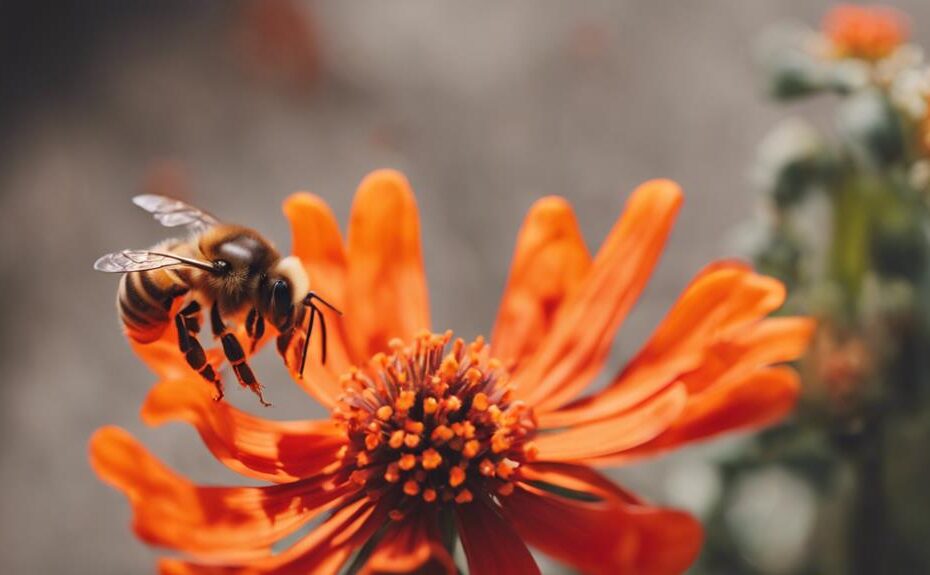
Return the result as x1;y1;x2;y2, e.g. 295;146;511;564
304;292;342;316
297;292;338;377
317;304;328;366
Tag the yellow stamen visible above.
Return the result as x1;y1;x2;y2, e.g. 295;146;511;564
491;430;511;454
384;463;401;483
496;459;516;480
431;425;454;443
440;355;459;379
462;439;480;459
445;396;462;413
388;430;405;449
455;489;474;504
403;480;421;496
398;454;416;471
465;367;483;385
421;448;442;470
449;466;466;488
404;420;425;434
395;390;416;412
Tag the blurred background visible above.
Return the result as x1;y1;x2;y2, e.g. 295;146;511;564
2;2;930;574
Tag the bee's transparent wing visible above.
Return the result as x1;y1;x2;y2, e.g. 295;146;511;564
94;250;213;273
132;194;220;232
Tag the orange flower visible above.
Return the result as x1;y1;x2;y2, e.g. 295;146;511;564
90;170;814;574
822;4;909;61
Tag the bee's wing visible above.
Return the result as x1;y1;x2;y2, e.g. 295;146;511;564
132;194;220;232
94;250;214;273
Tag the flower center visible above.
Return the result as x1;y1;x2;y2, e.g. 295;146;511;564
333;331;537;515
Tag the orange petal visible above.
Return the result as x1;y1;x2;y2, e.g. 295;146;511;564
512;180;682;412
455;498;540;575
142;378;346;483
159;496;389;575
360;508;456;575
541;263;788;428
608;366;801;464
501;482;702;575
679;316;815;394
491;196;591;370
283;192;348;305
533;382;687;463
283;192;354;405
89;426;354;561
344;170;430;360
519;461;641;504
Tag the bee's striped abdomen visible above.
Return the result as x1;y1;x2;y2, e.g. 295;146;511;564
118;268;190;343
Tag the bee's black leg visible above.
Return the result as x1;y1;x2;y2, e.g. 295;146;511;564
275;305;305;371
179;300;202;335
301;292;340;369
245;307;265;353
212;303;270;407
175;311;224;401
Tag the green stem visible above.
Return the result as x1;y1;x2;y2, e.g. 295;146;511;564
829;178;871;315
849;412;885;575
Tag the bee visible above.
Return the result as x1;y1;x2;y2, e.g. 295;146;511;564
94;194;340;406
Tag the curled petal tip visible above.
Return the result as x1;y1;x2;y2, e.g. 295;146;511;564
283;190;329;215
632;178;684;205
354;169;416;209
529;195;572;211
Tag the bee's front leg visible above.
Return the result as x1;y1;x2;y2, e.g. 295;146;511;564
211;303;270;407
275;305;305;372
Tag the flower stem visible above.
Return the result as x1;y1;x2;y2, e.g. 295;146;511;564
849;411;885;575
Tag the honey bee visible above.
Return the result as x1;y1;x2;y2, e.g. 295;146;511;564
94;194;340;406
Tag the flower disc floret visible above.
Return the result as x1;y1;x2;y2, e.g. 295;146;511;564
333;330;537;515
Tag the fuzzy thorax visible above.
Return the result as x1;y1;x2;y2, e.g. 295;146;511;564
274;256;309;304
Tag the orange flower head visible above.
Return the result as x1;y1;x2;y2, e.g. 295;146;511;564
90;169;815;575
822;4;909;61
813;325;873;410
335;331;536;507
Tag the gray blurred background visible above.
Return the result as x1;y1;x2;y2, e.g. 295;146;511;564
2;2;929;574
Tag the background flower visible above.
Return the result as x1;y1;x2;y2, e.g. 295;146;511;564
706;5;930;574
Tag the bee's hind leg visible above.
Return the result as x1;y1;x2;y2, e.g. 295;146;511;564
174;309;224;401
211;303;270;407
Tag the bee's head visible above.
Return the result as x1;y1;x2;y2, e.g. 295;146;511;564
201;227;280;302
259;256;308;331
203;228;274;275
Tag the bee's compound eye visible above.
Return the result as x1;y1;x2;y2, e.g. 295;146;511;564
213;260;230;273
272;280;292;319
